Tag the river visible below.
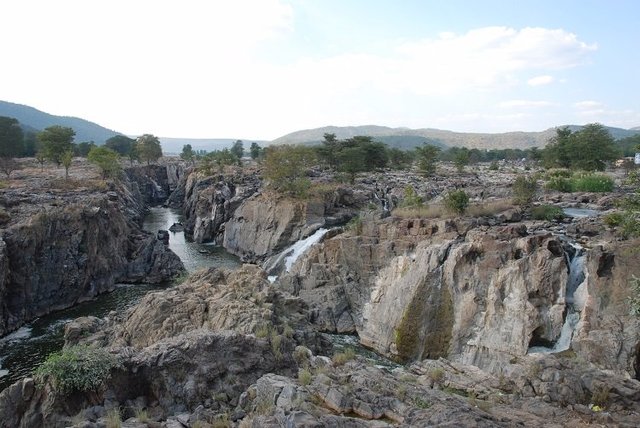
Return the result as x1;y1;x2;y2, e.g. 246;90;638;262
0;207;240;391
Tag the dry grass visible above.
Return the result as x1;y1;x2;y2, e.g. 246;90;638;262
392;199;514;219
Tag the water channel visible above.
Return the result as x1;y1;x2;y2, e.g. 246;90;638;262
0;207;240;391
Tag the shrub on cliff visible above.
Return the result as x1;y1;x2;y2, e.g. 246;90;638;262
263;144;316;197
88;146;122;178
35;345;120;394
512;175;538;206
443;190;469;215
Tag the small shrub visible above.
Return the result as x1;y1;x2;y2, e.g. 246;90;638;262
603;212;624;227
34;345;120;394
400;185;423;208
298;368;313;385
512;176;538;206
428;367;445;385
531;204;564;221
443;190;469;215
488;161;499;171
106;408;122;428
591;384;611;409
270;331;284;362
412;397;432;409
545;176;573;192
332;347;356;366
546;169;572;179
134;408;150;423
346;215;363;235
254;323;272;338
571;173;614;192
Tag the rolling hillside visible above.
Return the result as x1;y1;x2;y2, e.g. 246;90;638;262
272;124;640;150
0;100;120;143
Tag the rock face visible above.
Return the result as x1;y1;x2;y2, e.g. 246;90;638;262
0;175;184;337
277;216;639;375
171;170;261;244
125;164;180;206
223;190;359;263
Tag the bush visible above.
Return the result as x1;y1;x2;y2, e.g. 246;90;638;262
332;347;356;366
571;173;614;192
443;190;469;215
512;176;538;206
545;176;573;192
488;161;499;171
400;185;423;208
35;345;120;394
531;204;564;221
545;169;572;179
298;369;313;385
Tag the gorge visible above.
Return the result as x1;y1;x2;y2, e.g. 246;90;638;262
0;158;639;427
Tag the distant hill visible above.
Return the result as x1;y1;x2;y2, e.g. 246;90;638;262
272;124;640;150
0;100;120;143
631;126;640;131
158;137;270;154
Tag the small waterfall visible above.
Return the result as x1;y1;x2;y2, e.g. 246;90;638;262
529;243;586;354
266;228;329;281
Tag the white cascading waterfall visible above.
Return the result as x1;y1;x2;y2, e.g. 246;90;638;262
529;243;586;354
267;228;330;283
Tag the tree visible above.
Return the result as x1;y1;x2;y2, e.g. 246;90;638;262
249;142;264;160
543;127;573;169
180;144;194;164
444;190;469;215
22;131;38;157
0;116;24;159
570;123;619;171
200;149;238;174
454;148;470;172
336;146;367;183
136;134;162;165
105;135;136;157
88;146;121;178
35;150;47;171
230;140;244;161
512;175;538;206
263;145;316;196
61;150;73;180
388;148;413;170
38;126;75;166
75;141;96;157
0;157;21;179
415;144;441;176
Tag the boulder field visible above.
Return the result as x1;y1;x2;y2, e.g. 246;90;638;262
1;164;640;426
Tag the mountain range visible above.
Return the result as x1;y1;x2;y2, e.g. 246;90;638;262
2;100;639;151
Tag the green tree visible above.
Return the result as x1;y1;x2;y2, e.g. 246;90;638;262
0;116;24;158
250;142;263;160
388;148;413;170
415;144;441;176
136;134;162;165
35;150;47;171
200;148;238;173
88;146;121;178
570;123;619;171
336;146;367;183
454;148;470;172
180;144;194;164
75;141;96;157
61;150;73;180
230;140;244;161
22;131;38;157
105;135;136;157
38;125;75;166
263;144;316;196
543;127;573;169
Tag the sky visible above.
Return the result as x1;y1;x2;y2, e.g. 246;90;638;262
1;0;639;140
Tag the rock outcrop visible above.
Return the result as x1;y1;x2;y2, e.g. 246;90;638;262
125;164;177;206
0;173;184;337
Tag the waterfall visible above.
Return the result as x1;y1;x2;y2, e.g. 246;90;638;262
266;228;329;281
529;243;586;354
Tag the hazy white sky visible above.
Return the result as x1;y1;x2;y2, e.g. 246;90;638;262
1;0;638;139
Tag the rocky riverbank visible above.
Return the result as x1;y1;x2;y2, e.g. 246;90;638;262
0;160;184;337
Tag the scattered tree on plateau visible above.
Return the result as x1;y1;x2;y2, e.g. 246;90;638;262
180;144;194;164
415;144;440;176
543;124;619;171
0;116;24;159
88;146;121;178
38;126;75;166
264;144;316;197
136;134;163;165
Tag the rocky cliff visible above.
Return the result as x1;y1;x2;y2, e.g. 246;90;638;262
0;170;184;337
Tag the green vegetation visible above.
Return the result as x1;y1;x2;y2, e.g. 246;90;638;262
200;148;239;174
230;140;244;160
415;144;440;176
105;135;136;163
543;124;619;171
135;134;163;165
454;148;470;172
88;146;122;178
250;142;264;160
545;172;614;193
298;368;313;385
34;345;120;394
0;116;24;158
400;185;423;208
263;144;316;197
512;175;538;206
180;144;195;164
61;150;74;180
443;190;469;215
531;204;564;221
38;125;75;166
332;347;356;365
